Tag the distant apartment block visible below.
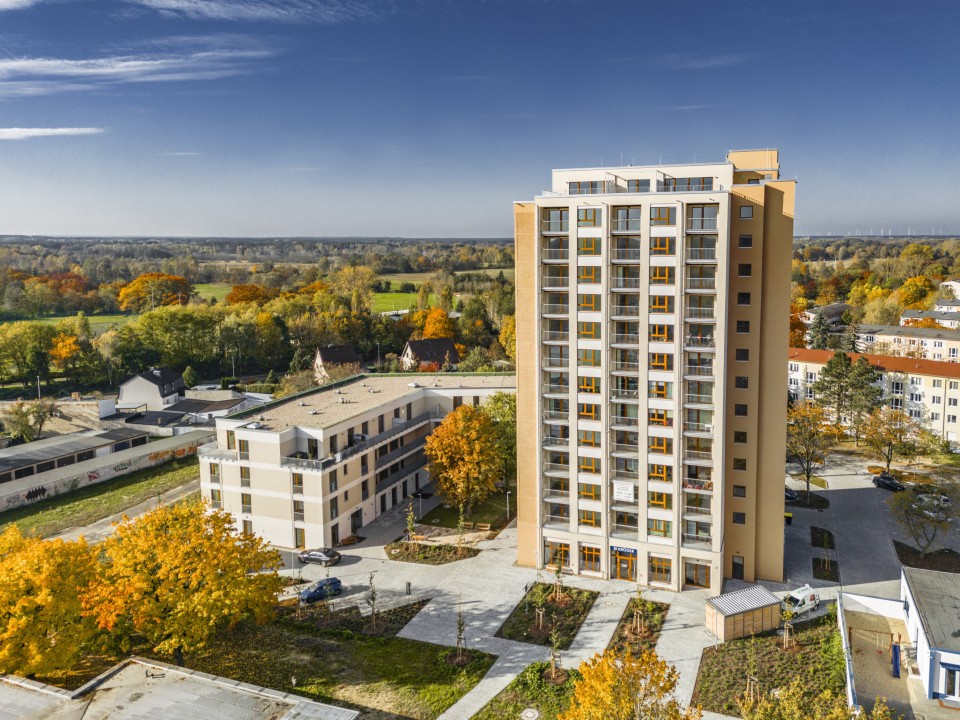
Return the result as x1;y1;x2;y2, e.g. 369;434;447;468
198;375;514;549
801;302;849;328
900;307;960;329
514;149;795;592
858;324;960;361
788;347;960;443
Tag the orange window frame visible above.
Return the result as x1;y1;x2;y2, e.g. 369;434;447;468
578;293;600;311
578;322;600;339
650;207;676;226
577;403;599;420
578;456;600;474
648;437;672;454
577;265;599;284
580;545;601;571
649;296;673;313
649;464;671;482
649;353;672;370
650;556;672;581
577;208;600;227
578;236;600;255
578;349;601;367
578;510;600;527
578;430;600;447
648;381;671;398
650;266;674;284
578;376;599;393
648;519;671;537
578;482;600;499
649;324;673;342
545;541;569;568
648;409;671;426
650;236;675;255
648;492;672;509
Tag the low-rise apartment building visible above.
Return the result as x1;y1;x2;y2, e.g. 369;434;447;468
857;324;960;362
788;348;960;443
198;374;514;549
900;310;960;329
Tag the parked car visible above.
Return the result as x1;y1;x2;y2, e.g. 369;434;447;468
917;493;951;509
299;578;343;604
782;585;820;615
785;487;799;503
297;548;342;566
873;475;905;492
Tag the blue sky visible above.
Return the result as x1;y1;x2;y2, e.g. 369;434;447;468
0;0;958;237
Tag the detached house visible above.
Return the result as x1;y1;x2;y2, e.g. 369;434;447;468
400;338;460;371
118;368;186;411
314;344;363;383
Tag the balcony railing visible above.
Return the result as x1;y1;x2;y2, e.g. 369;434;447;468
612;360;640;373
682;478;714;492
542;275;570;288
684;449;713;462
684;307;716;320
682;533;713;547
683;504;712;516
683;421;713;433
686;218;718;231
197;442;238;462
543;248;569;260
611;442;639;454
541;221;569;233
611;523;639;537
211;500;222;510
613;276;643;289
611;416;639;427
543;330;569;342
292;483;304;495
612;333;640;345
543;463;570;476
238;452;250;461
685;335;716;348
544;514;570;525
685;278;717;291
611;219;643;232
612;388;640;400
685;365;714;377
611;471;640;483
612;248;643;261
543;410;569;421
543;435;569;447
294;511;305;522
542;384;569;395
686;247;717;261
543;488;570;500
659;180;714;192
612;305;641;317
241;504;252;514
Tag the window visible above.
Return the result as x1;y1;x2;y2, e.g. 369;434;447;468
951;381;959;390
226;431;236;449
242;520;253;535
649;295;674;313
329;469;338;493
545;541;570;568
739;235;753;248
737;292;751;305
649;353;673;371
577;236;600;255
952;348;959;359
292;473;304;494
650;266;675;284
806;372;817;382
578;456;601;474
649;464;671;483
736;349;749;361
736;320;750;333
294;527;305;549
293;500;305;522
950;415;957;424
569;180;603;195
210;488;222;509
362;480;370;500
580;545;601;572
578;376;600;393
648;491;672;509
733;511;746;524
648;381;672;398
648;437;673;455
891;381;903;394
650;236;675;255
789;378;799;387
577;208;601;227
732;485;746;497
891;398;903;410
577;403;600;420
910;393;922;402
241;493;252;514
909;409;921;419
933;396;943;405
209;462;220;477
647;519;672;538
577;266;599;284
650;206;676;226
578;293;600;311
578;482;600;499
578;321;600;339
789;363;799;372
934;379;943;388
739;205;754;219
932;412;941;421
734;431;747;443
578;509;600;527
733;458;747;471
735;376;749;389
738;263;752;277
648;408;672;426
578;429;600;447
649;324;674;342
950;398;958;407
578;349;601;367
240;466;251;487
627;179;650;193
649;556;672;583
734;403;748;416
330;497;339;519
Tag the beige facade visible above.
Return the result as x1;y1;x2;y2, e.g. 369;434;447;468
858;324;960;361
514;149;794;592
198;374;515;549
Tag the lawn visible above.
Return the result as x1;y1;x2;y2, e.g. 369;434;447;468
377;272;436;288
385;540;480;565
893;540;960;573
472;661;580;720
455;267;514;282
0;313;134;335
372;292;422;313
607;596;669;656
39;599;495;720
194;282;233;302
495;581;599;650
0;458;200;538
420;489;512;531
692;616;846;717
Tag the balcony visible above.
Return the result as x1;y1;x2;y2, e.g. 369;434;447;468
544;513;570;526
685;277;716;292
197;442;238;462
542;384;569;395
684;306;716;321
682;477;714;492
684;365;714;378
682;533;713;548
686;218;719;232
684;449;713;464
542;274;570;290
610;523;639;539
685;246;717;262
542;356;569;368
294;510;305;522
542;248;569;261
611;388;640;401
684;335;716;349
612;360;640;373
611;415;639;427
683;503;712;517
542;303;570;316
611;442;639;454
658;180;714;192
612;305;641;318
541;220;569;234
612;247;643;262
611;219;643;233
613;276;643;290
543;410;570;422
611;333;640;345
375;437;427;470
543;435;569;447
611;470;639;483
543;330;569;342
683;421;713;434
543;486;570;500
543;462;570;477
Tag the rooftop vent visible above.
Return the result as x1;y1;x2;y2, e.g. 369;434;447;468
308;410;318;415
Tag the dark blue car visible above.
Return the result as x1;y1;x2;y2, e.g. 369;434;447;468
299;578;343;604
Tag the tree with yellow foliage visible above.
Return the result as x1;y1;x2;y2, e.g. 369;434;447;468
499;315;516;361
117;273;193;312
82;500;283;665
739;678;892;720
424;405;500;516
0;527;98;675
423;306;455;339
896;275;934;308
560;648;701;720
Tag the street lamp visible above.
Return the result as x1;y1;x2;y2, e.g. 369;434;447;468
506;490;511;520
36;375;41;400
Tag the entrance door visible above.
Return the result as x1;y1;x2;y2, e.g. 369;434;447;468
380;494;387;514
391;487;398;506
351;509;362;534
684;561;710;588
611;549;636;580
732;555;745;580
330;523;340;547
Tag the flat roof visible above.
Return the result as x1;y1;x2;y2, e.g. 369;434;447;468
857;324;960;340
228;374;516;432
902;567;960;653
707;585;781;616
0;428;147;474
0;657;358;720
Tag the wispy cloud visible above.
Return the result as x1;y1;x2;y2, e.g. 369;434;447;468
0;127;104;140
0;36;274;98
656;53;756;70
126;0;393;23
0;0;41;10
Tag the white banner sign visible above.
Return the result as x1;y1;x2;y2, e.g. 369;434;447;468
612;481;635;502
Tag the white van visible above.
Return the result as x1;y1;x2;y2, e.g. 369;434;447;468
782;585;820;615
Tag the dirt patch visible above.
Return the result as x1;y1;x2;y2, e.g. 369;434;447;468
810;526;835;549
813;557;840;582
893;540;960;573
386;541;480;565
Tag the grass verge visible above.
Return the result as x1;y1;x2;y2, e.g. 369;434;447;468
0;458;199;538
893;540;960;573
495;581;598;650
812;557;840;582
810;526;835;549
692;616;845;717
472;661;580;720
607;596;669;656
385;541;481;565
39;599;494;720
420;489;512;531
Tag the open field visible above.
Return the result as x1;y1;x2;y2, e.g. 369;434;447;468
0;458;199;538
456;267;514;282
0;314;134;335
372;292;421;313
194;282;233;302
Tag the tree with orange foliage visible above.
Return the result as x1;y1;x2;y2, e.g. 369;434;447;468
560;648;701;720
117;273;193;312
225;284;280;305
423;307;455;339
82;500;282;666
788;303;807;348
50;332;83;379
425;405;500;516
902;317;946;330
0;527;98;675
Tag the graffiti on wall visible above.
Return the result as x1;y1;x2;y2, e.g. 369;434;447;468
24;486;48;501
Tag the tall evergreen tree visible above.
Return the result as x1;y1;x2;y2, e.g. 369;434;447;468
847;357;883;443
812;351;852;426
807;311;832;349
839;323;860;353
